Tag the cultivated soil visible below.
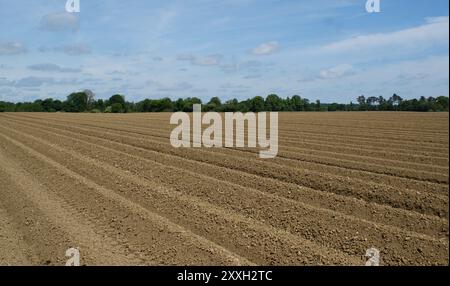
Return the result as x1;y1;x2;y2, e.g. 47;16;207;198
0;112;448;265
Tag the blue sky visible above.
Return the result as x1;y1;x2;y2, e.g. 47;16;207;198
0;0;448;103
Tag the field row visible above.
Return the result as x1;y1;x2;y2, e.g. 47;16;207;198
0;112;448;265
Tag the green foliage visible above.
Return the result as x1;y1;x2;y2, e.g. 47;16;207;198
290;95;306;111
109;94;125;105
248;96;265;112
138;97;174;112
265;94;284;111
0;101;15;112
111;103;123;113
1;91;448;113
66;92;89;112
93;99;105;112
203;97;222;112
108;94;126;113
222;99;239;112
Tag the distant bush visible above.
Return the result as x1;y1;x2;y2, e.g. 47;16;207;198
111;103;123;113
1;92;448;113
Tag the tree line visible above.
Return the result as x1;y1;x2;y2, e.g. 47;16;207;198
1;90;448;113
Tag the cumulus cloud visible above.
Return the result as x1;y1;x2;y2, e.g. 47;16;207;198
28;63;82;73
39;12;79;32
320;16;449;53
0;42;26;55
319;64;354;79
251;41;279;55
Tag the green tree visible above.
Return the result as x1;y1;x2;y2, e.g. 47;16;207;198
290;95;305;111
248;96;265;112
222;99;239;112
204;97;222;112
316;100;321;111
366;96;378;110
265;94;283;111
41;98;56;112
435;96;449;111
66;92;89;112
378;96;391;111
357;95;367;111
159;98;174;112
93;99;105;112
111;103;123;113
109;94;126;111
109;94;126;106
179;97;202;112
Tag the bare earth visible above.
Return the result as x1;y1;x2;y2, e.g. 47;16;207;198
0;112;448;266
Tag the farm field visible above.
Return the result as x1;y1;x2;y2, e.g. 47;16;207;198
0;112;448;266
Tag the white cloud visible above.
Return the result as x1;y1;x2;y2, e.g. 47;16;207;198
297;56;449;102
191;54;222;66
319;64;354;79
425;16;449;24
251;41;279;55
0;42;26;55
321;17;449;53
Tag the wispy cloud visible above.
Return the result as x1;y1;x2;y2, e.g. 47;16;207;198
146;79;194;91
320;17;449;53
177;54;222;66
319;64;354;79
40;44;92;55
0;41;26;55
28;63;82;73
251;41;279;55
0;77;14;86
39;12;79;32
14;76;54;87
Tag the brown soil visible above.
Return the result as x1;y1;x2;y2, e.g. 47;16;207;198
0;112;448;265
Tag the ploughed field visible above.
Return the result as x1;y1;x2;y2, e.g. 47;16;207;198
0;112;448;266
